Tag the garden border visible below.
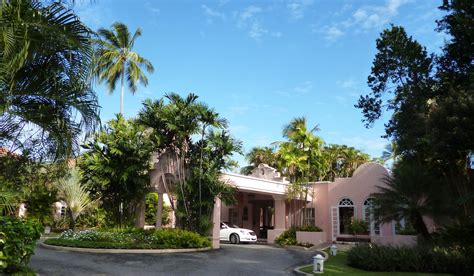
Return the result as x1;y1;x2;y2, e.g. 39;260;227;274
40;242;212;254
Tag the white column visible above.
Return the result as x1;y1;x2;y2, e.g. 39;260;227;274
273;196;286;229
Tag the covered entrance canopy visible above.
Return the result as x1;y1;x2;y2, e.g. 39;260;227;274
220;166;312;241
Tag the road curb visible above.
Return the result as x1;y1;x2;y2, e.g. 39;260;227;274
40;242;212;254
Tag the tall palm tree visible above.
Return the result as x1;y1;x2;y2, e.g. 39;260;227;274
0;0;100;160
95;22;154;114
197;107;227;217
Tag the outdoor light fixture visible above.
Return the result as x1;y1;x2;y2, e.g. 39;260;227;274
313;254;324;274
330;243;338;256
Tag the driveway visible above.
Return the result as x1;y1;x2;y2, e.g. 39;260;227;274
30;243;315;275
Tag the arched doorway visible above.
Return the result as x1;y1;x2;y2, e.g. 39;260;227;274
338;198;354;235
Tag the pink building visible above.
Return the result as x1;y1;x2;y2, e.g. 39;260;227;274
219;162;419;246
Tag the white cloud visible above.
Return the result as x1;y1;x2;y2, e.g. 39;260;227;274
337;78;357;90
287;0;314;20
238;5;262;26
248;22;268;41
235;5;280;42
323;26;344;41
318;0;410;41
202;5;226;23
294;81;313;94
144;1;160;15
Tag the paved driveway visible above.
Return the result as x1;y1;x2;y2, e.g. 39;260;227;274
30;243;315;275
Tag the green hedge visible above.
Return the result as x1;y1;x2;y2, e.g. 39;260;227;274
275;225;322;246
347;243;469;275
0;217;43;274
44;228;210;249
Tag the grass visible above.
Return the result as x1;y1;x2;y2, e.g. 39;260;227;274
299;250;450;275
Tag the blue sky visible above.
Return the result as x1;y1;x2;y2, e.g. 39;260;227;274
73;0;445;169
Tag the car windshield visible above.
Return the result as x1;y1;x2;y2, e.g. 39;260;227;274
223;222;239;228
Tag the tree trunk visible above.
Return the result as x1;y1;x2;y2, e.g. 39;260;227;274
155;193;164;229
68;209;75;231
412;212;431;241
134;196;146;229
198;126;206;217
120;68;125;114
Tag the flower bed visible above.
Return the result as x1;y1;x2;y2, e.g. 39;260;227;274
44;228;210;249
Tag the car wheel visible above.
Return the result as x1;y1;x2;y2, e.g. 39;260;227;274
230;233;240;244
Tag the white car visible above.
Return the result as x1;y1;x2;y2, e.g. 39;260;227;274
219;222;257;244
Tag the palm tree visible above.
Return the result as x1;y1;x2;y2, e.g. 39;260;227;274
58;168;98;231
197;107;227;217
95;22;154;114
0;0;100;160
372;160;452;240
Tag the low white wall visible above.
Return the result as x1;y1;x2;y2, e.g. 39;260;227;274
372;235;417;247
267;229;286;244
296;231;327;246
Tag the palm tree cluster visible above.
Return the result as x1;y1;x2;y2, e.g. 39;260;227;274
242;117;371;182
137;93;240;232
241;117;370;227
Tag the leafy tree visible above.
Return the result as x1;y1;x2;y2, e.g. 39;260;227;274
356;0;474;218
94;22;154;114
79;115;154;226
0;0;99;160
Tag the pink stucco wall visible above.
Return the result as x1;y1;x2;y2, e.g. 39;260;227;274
310;163;394;239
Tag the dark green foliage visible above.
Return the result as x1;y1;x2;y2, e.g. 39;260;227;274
274;225;322;246
433;219;474;274
350;219;368;235
373;159;453;240
45;228;210;249
356;1;474;219
347;243;470;275
0;154;66;223
0;217;43;273
79;115;155;226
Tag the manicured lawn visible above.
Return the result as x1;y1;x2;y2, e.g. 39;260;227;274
299;250;450;275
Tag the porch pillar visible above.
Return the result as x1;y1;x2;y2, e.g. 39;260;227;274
210;197;221;249
273;196;286;229
268;195;287;243
155;192;164;229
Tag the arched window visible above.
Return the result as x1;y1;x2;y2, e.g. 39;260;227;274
339;198;354;206
363;198;380;235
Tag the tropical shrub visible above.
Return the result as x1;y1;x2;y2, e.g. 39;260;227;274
0;217;43;273
347;243;469;274
45;228;210;249
275;225;323;246
349;219;368;235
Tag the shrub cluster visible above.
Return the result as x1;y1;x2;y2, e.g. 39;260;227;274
45;228;211;249
349;219;368;235
0;217;43;274
347;243;469;275
275;225;322;246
